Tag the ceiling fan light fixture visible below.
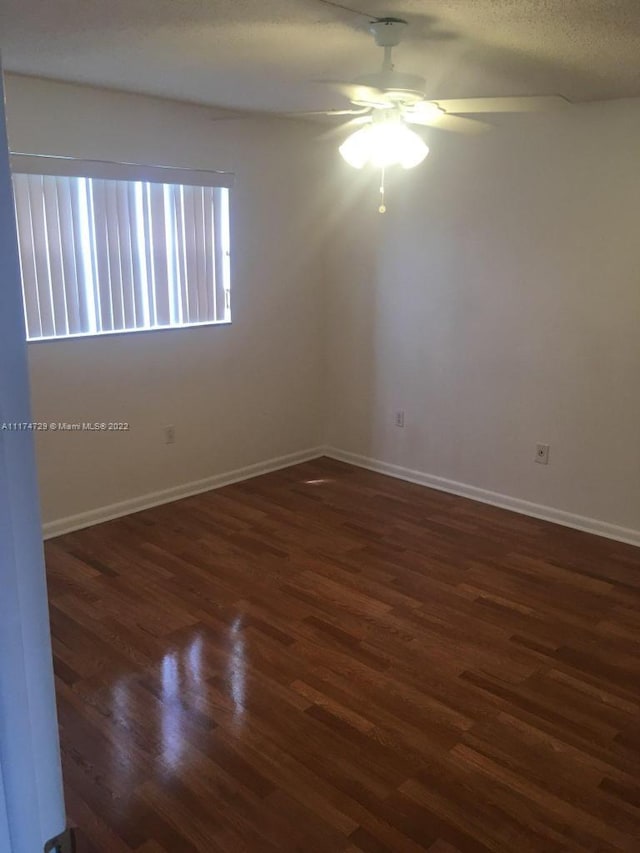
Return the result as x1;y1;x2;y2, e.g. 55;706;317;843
338;125;372;169
339;119;429;170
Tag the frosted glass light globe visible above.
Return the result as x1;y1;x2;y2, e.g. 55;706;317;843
339;120;429;170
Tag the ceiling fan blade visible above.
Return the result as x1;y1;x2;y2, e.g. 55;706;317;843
284;107;371;117
318;115;372;140
434;95;570;114
406;112;491;134
208;109;267;121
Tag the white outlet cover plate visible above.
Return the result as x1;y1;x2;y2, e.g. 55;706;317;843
535;443;550;464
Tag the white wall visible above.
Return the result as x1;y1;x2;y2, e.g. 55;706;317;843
326;99;640;536
4;75;326;525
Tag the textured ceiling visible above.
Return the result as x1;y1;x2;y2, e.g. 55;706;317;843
1;1;639;112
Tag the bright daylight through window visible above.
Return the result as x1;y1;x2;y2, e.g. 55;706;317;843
11;156;232;341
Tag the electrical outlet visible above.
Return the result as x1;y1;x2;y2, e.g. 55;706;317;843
163;424;176;445
535;443;550;465
394;410;405;428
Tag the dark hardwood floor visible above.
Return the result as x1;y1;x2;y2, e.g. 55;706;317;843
45;457;640;852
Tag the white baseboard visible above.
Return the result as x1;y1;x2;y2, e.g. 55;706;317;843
325;447;640;548
43;444;640;549
42;447;325;539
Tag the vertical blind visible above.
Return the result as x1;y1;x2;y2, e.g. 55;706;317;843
11;158;232;340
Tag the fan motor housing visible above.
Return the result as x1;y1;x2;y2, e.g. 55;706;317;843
353;71;426;106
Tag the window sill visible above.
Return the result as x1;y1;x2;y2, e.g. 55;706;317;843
27;320;232;344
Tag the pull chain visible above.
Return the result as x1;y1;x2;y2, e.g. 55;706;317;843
378;167;386;214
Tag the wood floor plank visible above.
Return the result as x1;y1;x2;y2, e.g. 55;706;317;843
46;458;640;851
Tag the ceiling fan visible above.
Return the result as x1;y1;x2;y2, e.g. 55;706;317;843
300;17;569;175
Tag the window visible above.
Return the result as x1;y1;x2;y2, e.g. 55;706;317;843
11;155;233;341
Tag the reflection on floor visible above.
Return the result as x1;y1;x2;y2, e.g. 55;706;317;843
46;457;640;852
